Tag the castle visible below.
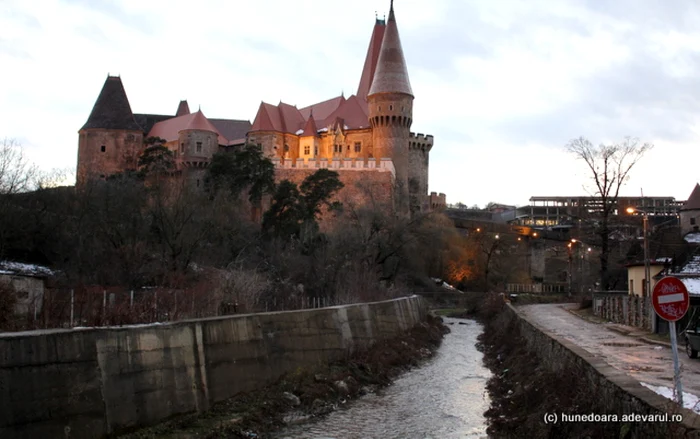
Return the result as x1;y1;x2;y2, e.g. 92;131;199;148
76;1;445;216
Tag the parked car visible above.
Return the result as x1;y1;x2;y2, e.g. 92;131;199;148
684;310;700;359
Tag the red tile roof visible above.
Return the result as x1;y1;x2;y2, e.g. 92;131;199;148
684;184;700;211
301;115;318;136
148;110;227;144
368;3;413;97
321;95;369;130
299;95;345;122
357;19;386;101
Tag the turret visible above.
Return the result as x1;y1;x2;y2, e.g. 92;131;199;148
76;75;144;185
177;110;221;189
367;0;413;215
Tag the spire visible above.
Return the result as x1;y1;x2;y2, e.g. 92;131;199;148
356;15;387;100
301;115;318;137
81;75;142;131
176;100;190;117
368;1;413;97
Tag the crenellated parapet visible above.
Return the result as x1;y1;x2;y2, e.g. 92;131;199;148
271;157;396;179
429;191;447;211
409;132;434;152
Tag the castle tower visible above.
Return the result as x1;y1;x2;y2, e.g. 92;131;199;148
76;75;144;185
177;110;221;189
367;0;413;216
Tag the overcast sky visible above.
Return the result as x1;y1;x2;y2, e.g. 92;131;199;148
2;0;700;207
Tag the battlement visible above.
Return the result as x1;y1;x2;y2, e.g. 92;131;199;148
271;157;395;178
409;132;434;151
429;191;447;211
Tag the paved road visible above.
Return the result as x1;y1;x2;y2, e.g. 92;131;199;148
518;304;700;397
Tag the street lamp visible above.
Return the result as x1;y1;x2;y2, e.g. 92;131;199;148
627;206;650;297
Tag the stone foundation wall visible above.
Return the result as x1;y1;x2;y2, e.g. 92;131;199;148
0;296;426;439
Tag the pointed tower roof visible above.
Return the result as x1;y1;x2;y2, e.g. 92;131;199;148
357;17;386;101
301;115;318;136
683;184;700;211
81;75;142;131
368;1;413;97
183;110;220;133
176;100;190;117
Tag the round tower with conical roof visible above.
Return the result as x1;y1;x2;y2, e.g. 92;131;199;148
77;75;144;185
367;1;413;216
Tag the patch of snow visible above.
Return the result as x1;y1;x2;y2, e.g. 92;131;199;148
680;278;700;296
680;256;700;274
295;129;304;135
685;233;700;244
343;124;349;130
317;128;328;133
0;261;53;277
641;382;700;413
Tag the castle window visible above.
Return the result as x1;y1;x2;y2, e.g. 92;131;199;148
389;105;393;111
347;145;350;151
196;179;200;187
334;144;341;153
99;174;105;179
284;144;290;152
314;146;318;155
196;142;202;153
180;143;184;153
354;142;361;152
692;218;696;225
304;145;310;155
126;134;135;141
378;106;381;111
100;145;106;152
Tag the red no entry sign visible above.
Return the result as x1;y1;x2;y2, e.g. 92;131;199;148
652;276;689;322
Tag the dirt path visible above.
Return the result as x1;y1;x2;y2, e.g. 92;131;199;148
518;303;700;397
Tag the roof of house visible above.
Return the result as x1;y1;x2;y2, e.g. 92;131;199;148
299;95;345;122
81;76;142;131
0;261;54;278
683;184;700;211
367;3;413;97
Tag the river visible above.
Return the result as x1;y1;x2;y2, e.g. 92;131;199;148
275;317;491;439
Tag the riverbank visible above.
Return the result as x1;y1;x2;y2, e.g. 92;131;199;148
119;314;449;439
476;297;689;439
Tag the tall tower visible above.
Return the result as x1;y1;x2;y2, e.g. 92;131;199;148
367;0;413;216
76;75;144;185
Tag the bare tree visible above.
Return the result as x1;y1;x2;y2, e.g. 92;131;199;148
566;136;652;290
0;138;38;195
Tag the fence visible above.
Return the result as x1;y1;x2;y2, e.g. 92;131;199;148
592;293;652;330
506;283;568;294
17;286;356;331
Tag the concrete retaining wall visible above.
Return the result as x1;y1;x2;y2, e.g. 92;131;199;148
0;295;426;439
506;304;700;437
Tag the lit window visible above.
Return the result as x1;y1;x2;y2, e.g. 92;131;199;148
304;145;310;155
354;142;361;152
100;145;106;152
196;142;202;153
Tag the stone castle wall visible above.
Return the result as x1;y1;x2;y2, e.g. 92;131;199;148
77;129;144;185
0;296;427;439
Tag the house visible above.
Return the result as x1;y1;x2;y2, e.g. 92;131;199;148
626;258;671;297
0;261;53;315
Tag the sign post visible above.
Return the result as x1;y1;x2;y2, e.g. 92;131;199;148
652;276;690;407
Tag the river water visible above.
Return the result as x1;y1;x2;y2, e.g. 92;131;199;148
276;318;491;439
